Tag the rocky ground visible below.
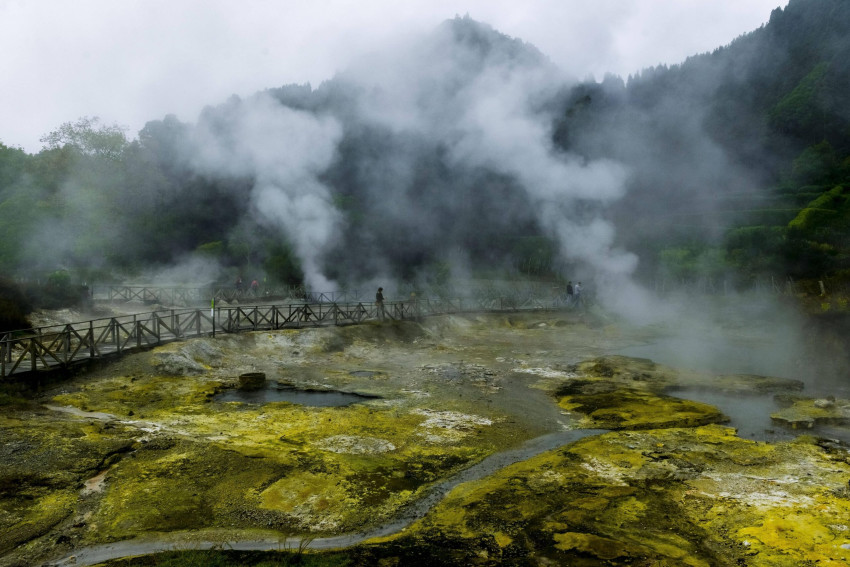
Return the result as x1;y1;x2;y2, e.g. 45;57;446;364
1;305;849;566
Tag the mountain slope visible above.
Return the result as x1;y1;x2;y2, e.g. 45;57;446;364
553;0;850;282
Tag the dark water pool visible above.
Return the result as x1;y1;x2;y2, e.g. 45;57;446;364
216;386;379;407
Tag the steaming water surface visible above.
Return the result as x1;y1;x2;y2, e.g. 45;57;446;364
615;335;798;379
666;387;790;442
615;322;850;443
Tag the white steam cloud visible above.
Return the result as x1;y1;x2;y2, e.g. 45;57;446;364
179;18;658;315
190;93;343;289
346;20;649;313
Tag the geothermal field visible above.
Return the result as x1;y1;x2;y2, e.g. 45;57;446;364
5;1;850;565
2;298;850;567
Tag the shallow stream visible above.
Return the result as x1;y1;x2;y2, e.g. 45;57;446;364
47;428;605;567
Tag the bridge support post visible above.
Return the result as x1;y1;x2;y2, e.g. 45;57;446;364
63;326;71;363
112;319;120;354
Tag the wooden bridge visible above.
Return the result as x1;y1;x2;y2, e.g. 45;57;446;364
1;292;562;379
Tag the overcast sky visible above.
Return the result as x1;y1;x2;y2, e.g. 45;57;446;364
1;0;783;153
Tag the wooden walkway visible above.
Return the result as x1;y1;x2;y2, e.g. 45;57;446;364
1;294;558;380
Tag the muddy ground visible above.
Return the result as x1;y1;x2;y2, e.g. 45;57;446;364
2;304;850;566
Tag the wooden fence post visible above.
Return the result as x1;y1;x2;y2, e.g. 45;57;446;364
113;319;120;353
63;325;71;363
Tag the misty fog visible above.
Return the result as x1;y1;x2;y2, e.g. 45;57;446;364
5;6;849;389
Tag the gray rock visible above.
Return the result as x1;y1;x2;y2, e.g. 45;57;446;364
238;372;266;391
151;352;206;375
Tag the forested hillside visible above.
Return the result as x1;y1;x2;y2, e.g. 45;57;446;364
1;0;848;299
555;0;850;285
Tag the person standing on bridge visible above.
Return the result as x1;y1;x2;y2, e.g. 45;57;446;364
410;291;421;320
376;287;386;321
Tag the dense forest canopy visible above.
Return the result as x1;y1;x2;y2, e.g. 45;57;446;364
1;0;849;299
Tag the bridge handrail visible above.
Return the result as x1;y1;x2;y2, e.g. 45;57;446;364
0;296;566;379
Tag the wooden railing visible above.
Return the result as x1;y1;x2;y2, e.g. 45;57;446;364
92;282;567;307
1;294;560;379
1;309;213;378
90;285;366;305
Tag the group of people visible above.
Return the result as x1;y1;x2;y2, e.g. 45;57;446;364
564;280;583;307
235;276;260;295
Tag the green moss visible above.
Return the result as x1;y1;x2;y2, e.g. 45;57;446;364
552;532;631;559
0;412;136;494
52;374;222;417
0;489;77;554
558;386;726;430
738;511;850;566
53;365;511;542
0;412;136;558
404;426;850;565
569;355;675;386
771;397;850;429
89;440;294;540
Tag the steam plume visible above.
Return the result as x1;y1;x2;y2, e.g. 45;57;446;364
190;93;343;289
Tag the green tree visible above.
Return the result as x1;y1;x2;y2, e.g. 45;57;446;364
263;242;304;287
0;277;32;332
39;116;128;159
789;141;838;186
0;143;28;190
20;118;133;274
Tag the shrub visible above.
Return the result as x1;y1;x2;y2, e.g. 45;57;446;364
0;277;32;332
